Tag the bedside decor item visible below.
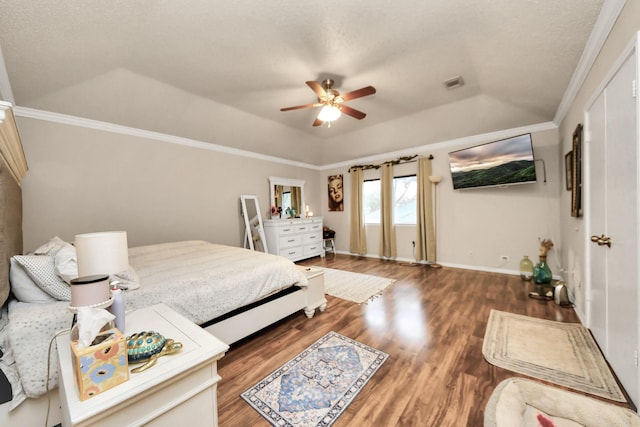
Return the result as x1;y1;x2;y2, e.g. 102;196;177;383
126;331;183;374
70;327;128;401
519;256;533;281
533;239;554;284
241;331;388;427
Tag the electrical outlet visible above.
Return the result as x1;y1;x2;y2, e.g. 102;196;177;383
412;241;415;248
501;255;509;261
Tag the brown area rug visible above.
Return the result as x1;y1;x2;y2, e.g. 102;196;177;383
482;310;626;402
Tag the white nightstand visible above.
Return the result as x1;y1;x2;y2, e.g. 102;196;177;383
56;303;229;427
298;266;327;318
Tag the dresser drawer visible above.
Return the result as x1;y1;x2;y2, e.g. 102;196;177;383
303;233;321;244
303;243;322;256
309;222;322;232
279;235;302;248
293;224;309;233
278;225;296;235
280;247;302;260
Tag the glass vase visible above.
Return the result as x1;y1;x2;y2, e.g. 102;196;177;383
519;255;533;281
533;259;552;284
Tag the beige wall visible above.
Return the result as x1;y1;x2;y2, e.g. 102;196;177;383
558;1;640;316
17;117;321;251
320;126;562;275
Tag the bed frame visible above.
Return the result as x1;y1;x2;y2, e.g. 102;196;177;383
0;156;327;426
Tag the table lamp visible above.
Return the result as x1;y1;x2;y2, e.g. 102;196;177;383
71;231;129;329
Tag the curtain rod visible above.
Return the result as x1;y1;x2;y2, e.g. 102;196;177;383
348;154;433;173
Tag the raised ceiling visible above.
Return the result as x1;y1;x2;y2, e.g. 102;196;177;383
0;0;605;165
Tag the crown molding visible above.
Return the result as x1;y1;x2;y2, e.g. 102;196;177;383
553;0;627;125
13;106;322;170
319;121;558;171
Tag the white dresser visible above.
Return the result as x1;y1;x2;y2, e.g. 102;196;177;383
263;217;323;261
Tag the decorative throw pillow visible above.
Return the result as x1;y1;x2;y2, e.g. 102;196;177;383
9;258;57;303
12;255;71;301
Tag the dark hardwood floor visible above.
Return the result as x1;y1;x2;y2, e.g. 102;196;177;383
216;254;601;426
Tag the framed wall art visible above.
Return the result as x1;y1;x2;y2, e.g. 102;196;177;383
327;174;344;211
565;151;573;191
571;124;583;217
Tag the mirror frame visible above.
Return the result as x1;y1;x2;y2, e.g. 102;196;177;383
240;195;268;252
269;176;305;218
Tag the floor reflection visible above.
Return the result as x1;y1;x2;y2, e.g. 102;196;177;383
363;286;427;347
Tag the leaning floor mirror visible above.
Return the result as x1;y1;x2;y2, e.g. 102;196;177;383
240;195;268;252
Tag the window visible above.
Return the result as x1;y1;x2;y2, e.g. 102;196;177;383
363;175;417;224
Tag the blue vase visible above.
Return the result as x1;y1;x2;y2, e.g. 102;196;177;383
533;259;552;284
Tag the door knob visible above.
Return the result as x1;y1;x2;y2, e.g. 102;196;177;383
590;234;612;247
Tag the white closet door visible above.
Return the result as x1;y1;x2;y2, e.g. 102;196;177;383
586;46;638;407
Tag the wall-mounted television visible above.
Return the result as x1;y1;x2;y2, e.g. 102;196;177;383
448;133;536;190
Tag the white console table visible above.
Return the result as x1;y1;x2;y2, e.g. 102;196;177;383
57;304;229;427
263;217;324;262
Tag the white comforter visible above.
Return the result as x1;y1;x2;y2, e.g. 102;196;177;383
5;241;307;408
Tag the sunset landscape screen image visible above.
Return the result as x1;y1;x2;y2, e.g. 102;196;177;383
448;134;536;189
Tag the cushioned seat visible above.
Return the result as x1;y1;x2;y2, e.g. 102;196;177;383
485;378;640;427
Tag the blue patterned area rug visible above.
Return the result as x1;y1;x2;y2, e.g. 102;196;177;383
241;331;389;427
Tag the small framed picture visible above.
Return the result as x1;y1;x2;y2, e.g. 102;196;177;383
327;174;344;211
565;151;573;191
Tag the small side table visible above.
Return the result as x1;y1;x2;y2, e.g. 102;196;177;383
57;303;229;427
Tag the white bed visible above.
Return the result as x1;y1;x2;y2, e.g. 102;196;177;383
0;157;326;426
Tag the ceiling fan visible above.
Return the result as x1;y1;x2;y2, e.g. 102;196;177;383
280;79;376;127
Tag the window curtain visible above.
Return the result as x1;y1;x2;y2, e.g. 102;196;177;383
415;156;436;262
379;163;397;258
349;168;367;254
0;104;28;184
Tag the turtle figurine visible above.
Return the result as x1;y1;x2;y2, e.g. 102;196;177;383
126;331;183;373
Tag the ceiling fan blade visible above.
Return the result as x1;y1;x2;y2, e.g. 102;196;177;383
341;86;376;102
312;118;324;127
280;102;323;112
340;104;367;120
306;81;327;98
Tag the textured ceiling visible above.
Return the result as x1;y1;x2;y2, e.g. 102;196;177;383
0;0;604;164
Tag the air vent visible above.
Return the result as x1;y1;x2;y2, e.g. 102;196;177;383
443;76;464;89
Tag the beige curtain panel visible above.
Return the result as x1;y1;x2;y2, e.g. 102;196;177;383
0;104;28;184
415;157;436;262
379;163;397;258
349;168;367;254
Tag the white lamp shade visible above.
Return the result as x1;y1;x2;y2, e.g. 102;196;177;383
75;231;129;277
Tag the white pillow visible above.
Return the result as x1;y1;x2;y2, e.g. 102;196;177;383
9;258;57;303
12;255;71;301
54;243;78;283
33;236;69;256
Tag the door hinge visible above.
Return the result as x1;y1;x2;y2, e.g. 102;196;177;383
633;80;637;98
635;349;638;368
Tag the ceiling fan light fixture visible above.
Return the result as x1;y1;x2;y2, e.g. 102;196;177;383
317;104;342;122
